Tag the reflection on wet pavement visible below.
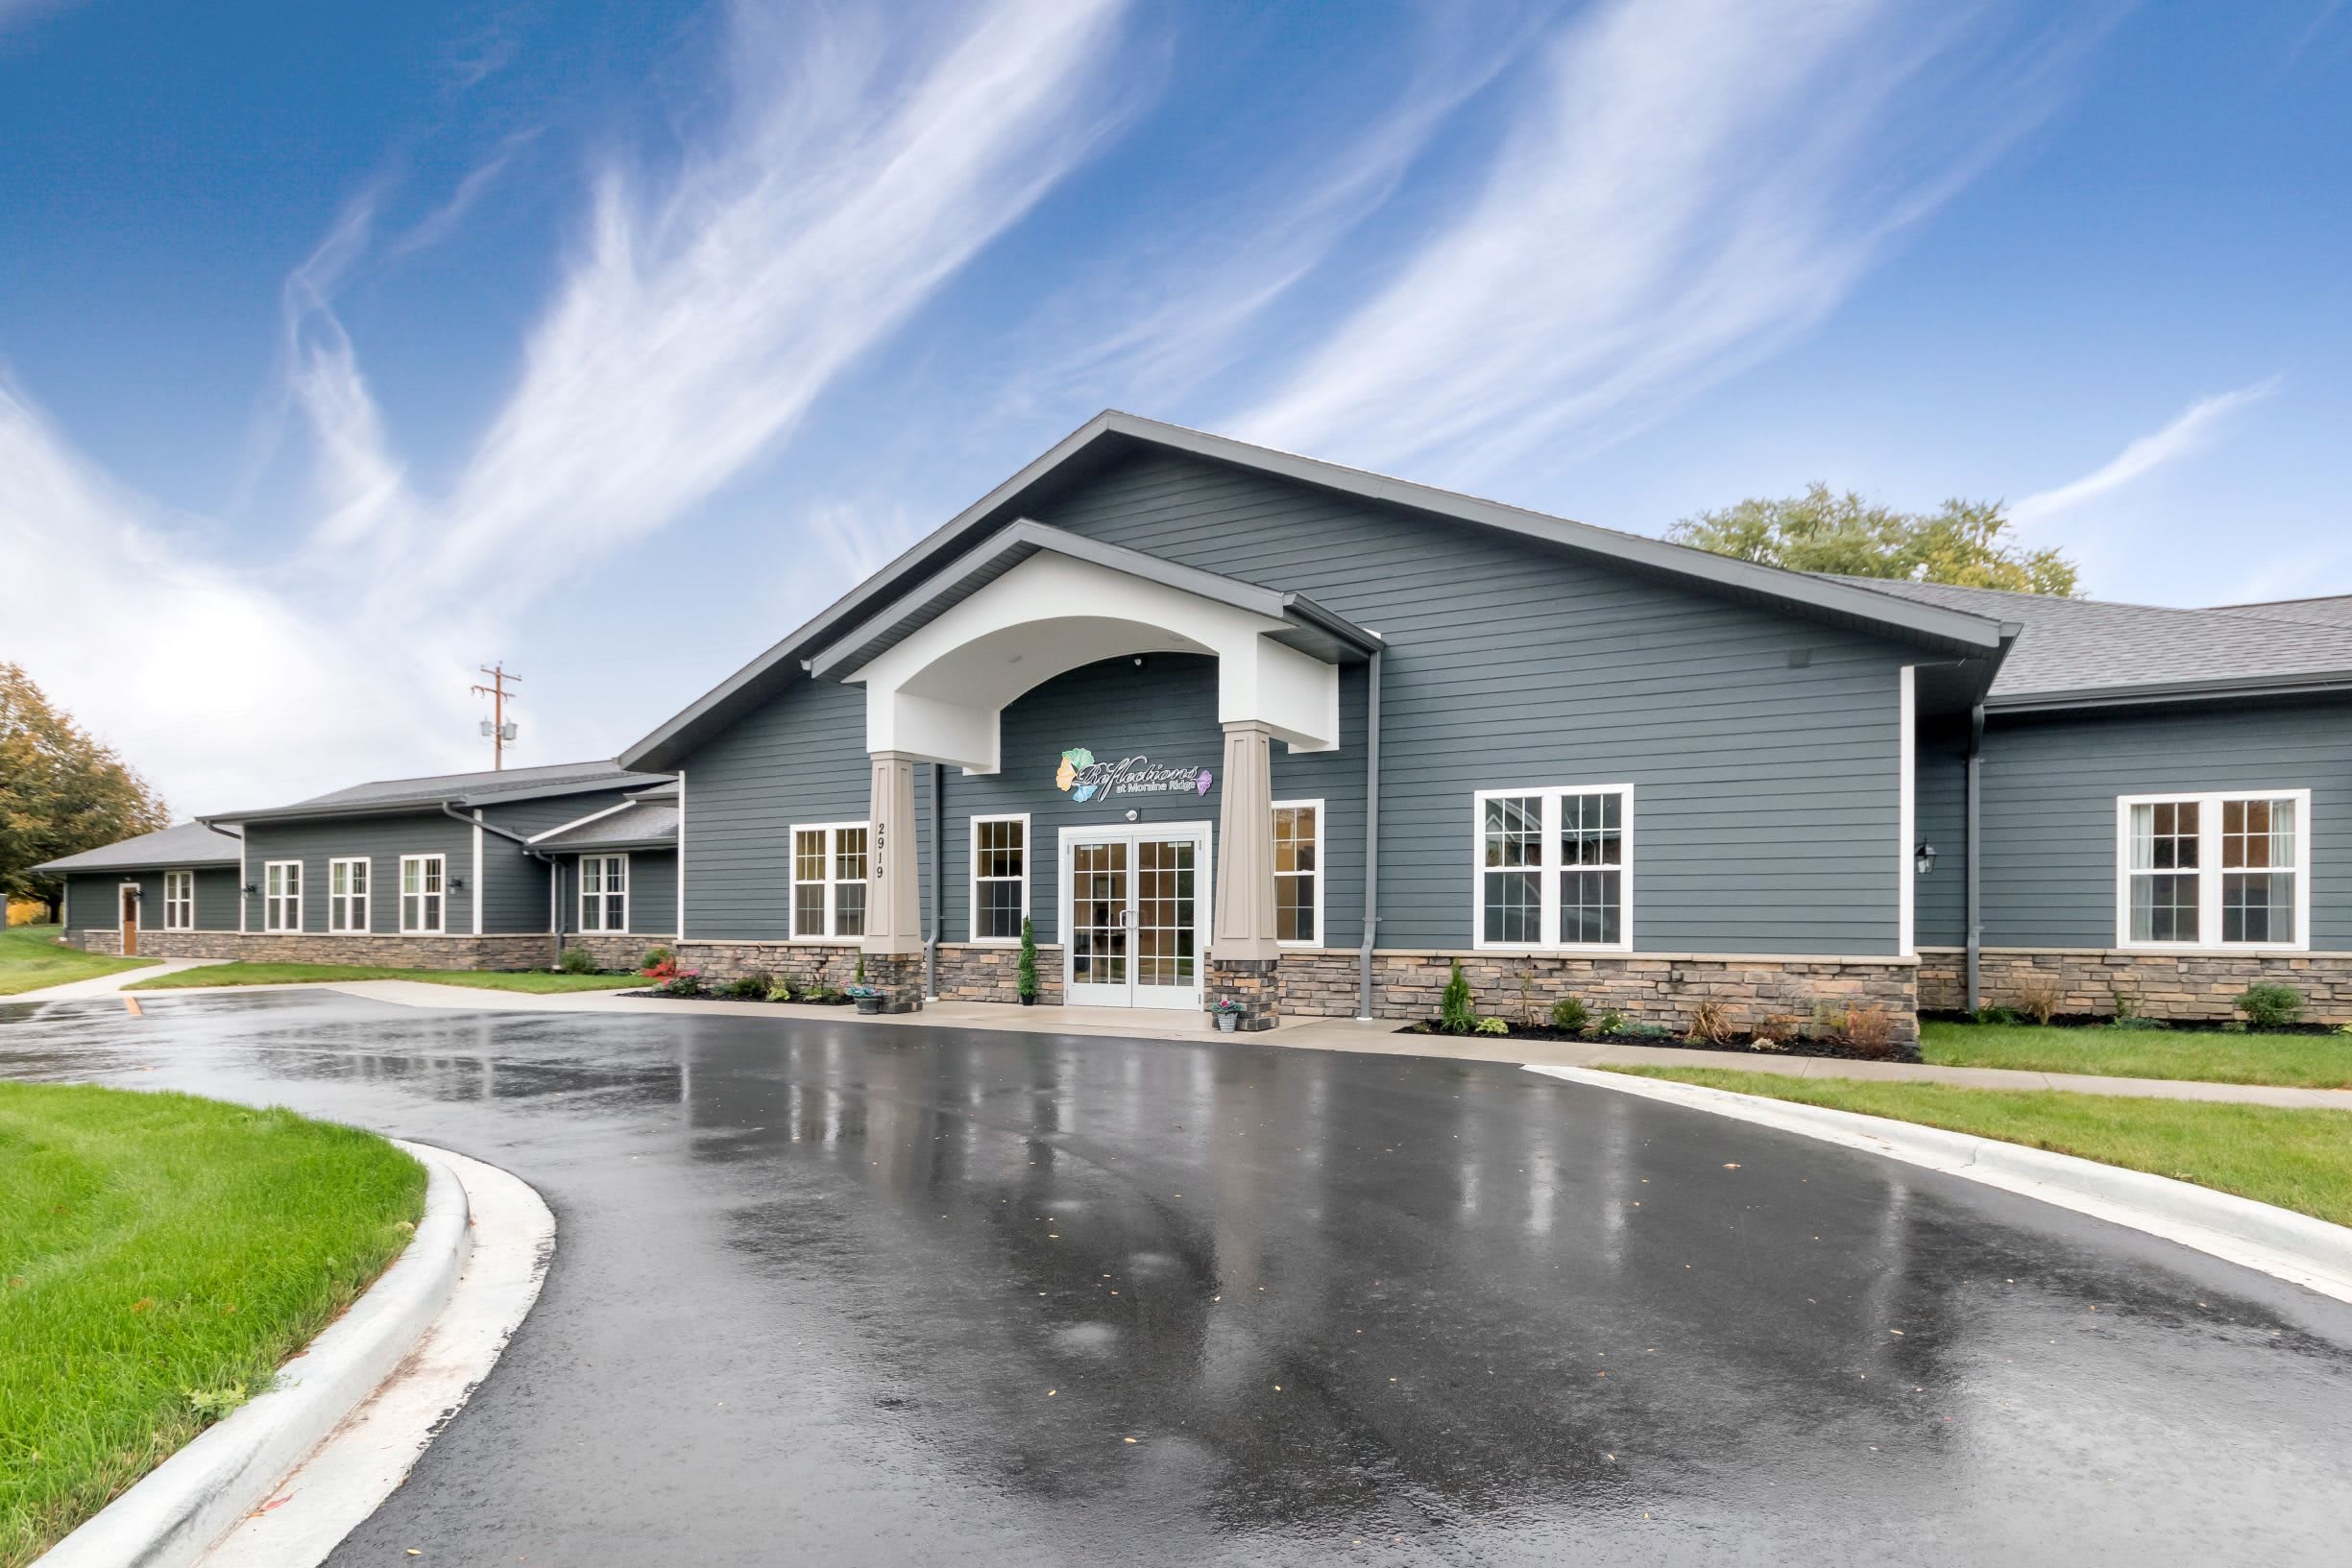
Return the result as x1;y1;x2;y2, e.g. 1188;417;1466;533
5;990;2348;1565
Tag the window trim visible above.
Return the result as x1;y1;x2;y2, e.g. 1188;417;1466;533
789;821;871;941
2114;789;2311;953
967;813;1031;946
262;859;303;933
1273;798;1325;949
1470;784;1635;953
162;869;195;931
579;853;630;934
327;856;371;933
400;853;448;935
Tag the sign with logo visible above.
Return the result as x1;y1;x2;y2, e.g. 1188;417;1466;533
1055;747;1214;804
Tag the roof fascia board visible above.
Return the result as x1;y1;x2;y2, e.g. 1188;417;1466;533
526;798;643;844
1987;670;2352;715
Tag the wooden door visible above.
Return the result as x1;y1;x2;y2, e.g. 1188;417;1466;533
120;885;139;956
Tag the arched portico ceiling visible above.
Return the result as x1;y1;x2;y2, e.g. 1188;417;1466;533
812;522;1378;773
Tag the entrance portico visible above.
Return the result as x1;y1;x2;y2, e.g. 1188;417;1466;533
807;521;1381;1023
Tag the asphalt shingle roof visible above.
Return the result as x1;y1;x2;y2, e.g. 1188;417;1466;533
292;760;670;809
2211;595;2352;630
35;821;242;874
533;801;679;851
1823;577;2352;702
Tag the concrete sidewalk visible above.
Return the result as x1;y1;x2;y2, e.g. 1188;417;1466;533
94;976;2352;1112
13;956;227;1001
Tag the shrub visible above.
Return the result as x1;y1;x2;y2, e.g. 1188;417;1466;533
1972;1004;2023;1026
1017;917;1038;1001
727;972;772;1001
1808;1001;1848;1041
1548;996;1589;1032
2236;983;2306;1028
658;972;706;998
2013;974;2062;1026
764;979;794;1003
1440;960;1474;1033
855;951;867;985
1752;1014;1799;1049
558;947;597;975
1844;1004;1896;1058
1595;1008;1627;1036
1472;1016;1510;1036
641;957;679;981
641;946;674;971
1685;1000;1734;1046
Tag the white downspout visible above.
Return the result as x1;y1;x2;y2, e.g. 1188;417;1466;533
675;769;687;944
1898;664;1916;957
472;811;486;937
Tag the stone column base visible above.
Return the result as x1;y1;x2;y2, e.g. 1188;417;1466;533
867;952;925;1014
1206;955;1280;1031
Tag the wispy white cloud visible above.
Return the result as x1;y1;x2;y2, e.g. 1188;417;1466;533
2009;376;2282;526
1232;0;2112;479
387;132;538;258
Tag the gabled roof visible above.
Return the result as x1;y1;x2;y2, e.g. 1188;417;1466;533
532;800;679;853
623;412;2011;770
2211;594;2352;630
207;760;673;826
1828;578;2352;710
35;821;242;875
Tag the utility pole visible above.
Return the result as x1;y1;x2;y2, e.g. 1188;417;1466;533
472;663;521;770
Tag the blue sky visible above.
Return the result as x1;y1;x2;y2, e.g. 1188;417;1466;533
4;0;2348;812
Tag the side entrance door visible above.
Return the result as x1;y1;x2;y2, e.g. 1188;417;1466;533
119;884;139;956
1060;824;1210;1010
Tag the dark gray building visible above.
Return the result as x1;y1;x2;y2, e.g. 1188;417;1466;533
40;413;2352;1038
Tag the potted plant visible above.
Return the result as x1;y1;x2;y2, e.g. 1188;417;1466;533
848;952;883;1014
1209;997;1245;1032
1016;917;1039;1006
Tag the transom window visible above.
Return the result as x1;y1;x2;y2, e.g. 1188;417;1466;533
2119;791;2308;950
163;870;195;931
971;816;1028;943
400;855;446;934
1473;785;1631;951
1273;801;1322;945
328;857;370;932
792;823;868;939
263;860;302;932
580;855;628;932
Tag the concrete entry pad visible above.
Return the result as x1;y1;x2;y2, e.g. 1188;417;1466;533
5;990;2349;1563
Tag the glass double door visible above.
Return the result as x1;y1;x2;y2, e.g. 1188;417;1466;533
1062;826;1209;1010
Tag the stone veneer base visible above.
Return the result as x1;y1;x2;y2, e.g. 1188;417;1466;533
554;932;676;973
66;929;558;968
1921;947;2352;1024
1205;956;1280;1030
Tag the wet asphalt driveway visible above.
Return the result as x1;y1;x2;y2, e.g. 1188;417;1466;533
6;990;2351;1565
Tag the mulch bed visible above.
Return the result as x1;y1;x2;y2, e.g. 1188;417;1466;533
1398;1022;1921;1065
618;989;856;1006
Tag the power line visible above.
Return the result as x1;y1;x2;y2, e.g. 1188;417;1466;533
470;663;521;771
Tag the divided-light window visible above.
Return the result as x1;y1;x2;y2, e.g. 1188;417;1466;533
1273;801;1321;945
792;824;868;939
328;857;370;932
263;860;303;932
400;855;446;934
2120;791;2308;950
163;870;195;931
971;816;1028;942
580;855;628;932
1473;785;1631;951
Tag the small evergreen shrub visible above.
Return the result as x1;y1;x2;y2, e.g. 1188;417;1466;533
558;947;597;975
1548;996;1589;1032
1017;917;1039;1000
658;972;705;998
1596;1008;1627;1035
1440;960;1475;1033
2236;983;2306;1028
640;946;674;971
728;973;772;1000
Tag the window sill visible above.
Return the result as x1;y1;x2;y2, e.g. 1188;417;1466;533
1470;943;1637;956
2116;942;2310;955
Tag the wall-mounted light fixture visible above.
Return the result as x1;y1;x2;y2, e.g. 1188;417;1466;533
1125;808;1139;823
239;882;257;896
449;876;467;892
1914;842;1938;877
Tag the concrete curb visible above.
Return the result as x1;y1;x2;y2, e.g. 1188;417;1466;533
1525;1063;2352;1307
36;1148;469;1568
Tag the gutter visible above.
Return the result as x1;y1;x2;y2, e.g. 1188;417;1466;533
1356;648;1383;1021
1986;668;2352;714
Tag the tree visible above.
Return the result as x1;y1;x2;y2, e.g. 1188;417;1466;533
0;663;170;912
1666;484;2079;596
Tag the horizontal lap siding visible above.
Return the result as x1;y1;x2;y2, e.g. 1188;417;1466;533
1980;701;2352;948
555;850;676;941
1915;722;1970;948
681;677;930;940
1035;451;1910;955
241;812;480;935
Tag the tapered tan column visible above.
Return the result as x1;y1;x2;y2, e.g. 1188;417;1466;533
864;750;925;957
1211;720;1281;961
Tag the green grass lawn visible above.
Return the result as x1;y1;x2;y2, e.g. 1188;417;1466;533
1609;1066;2352;1229
0;925;156;997
1922;1019;2352;1090
127;963;642;994
0;1083;424;1565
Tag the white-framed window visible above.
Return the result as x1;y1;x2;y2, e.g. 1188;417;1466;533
1273;800;1323;946
2117;790;2309;951
400;854;446;934
263;860;303;932
969;815;1029;943
580;855;629;932
163;870;195;931
791;823;867;939
1472;784;1633;952
327;857;370;932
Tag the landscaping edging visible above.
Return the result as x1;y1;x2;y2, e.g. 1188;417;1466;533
1526;1064;2352;1308
36;1147;469;1568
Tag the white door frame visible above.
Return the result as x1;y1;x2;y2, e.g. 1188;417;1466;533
1057;820;1213;1010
